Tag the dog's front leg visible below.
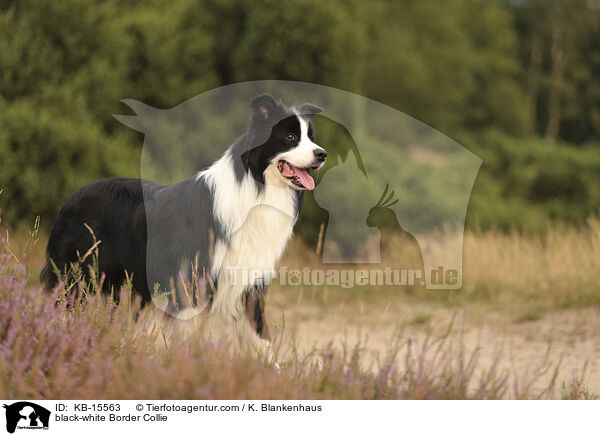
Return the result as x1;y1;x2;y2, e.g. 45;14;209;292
238;286;277;365
243;286;270;340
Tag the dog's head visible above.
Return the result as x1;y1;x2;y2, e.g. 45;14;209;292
242;94;327;190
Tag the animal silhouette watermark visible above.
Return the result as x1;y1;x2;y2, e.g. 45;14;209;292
2;402;50;434
110;80;481;313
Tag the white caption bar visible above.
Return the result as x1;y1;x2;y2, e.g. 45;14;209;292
0;400;595;435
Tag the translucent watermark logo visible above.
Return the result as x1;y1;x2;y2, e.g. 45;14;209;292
223;266;459;289
113;80;481;316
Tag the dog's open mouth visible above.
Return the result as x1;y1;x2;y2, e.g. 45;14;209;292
277;160;319;190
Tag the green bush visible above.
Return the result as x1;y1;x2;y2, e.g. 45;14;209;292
466;133;600;232
115;0;218;109
0;0;129;128
231;0;366;91
0;99;138;226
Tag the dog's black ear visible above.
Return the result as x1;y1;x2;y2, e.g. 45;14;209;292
297;103;323;116
250;94;281;120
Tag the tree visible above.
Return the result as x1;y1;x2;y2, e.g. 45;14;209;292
362;0;529;138
230;0;366;92
511;0;600;143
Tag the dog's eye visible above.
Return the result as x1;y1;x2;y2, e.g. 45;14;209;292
285;133;297;141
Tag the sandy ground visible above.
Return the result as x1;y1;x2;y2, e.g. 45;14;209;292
267;291;600;397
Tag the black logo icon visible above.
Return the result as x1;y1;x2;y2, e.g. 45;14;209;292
2;402;50;434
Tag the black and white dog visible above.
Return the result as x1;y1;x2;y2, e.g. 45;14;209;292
41;94;326;347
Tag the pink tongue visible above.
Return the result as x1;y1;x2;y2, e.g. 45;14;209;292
293;166;315;190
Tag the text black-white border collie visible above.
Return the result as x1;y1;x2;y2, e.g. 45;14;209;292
41;93;326;350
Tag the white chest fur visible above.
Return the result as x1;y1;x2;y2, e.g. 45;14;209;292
199;154;298;318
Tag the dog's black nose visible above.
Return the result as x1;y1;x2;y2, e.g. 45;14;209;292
314;149;327;161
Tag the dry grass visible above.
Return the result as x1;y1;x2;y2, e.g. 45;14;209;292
462;218;600;310
1;219;596;399
277;217;600;314
2;211;600;399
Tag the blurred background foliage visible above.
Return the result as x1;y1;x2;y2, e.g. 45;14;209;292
0;0;599;235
